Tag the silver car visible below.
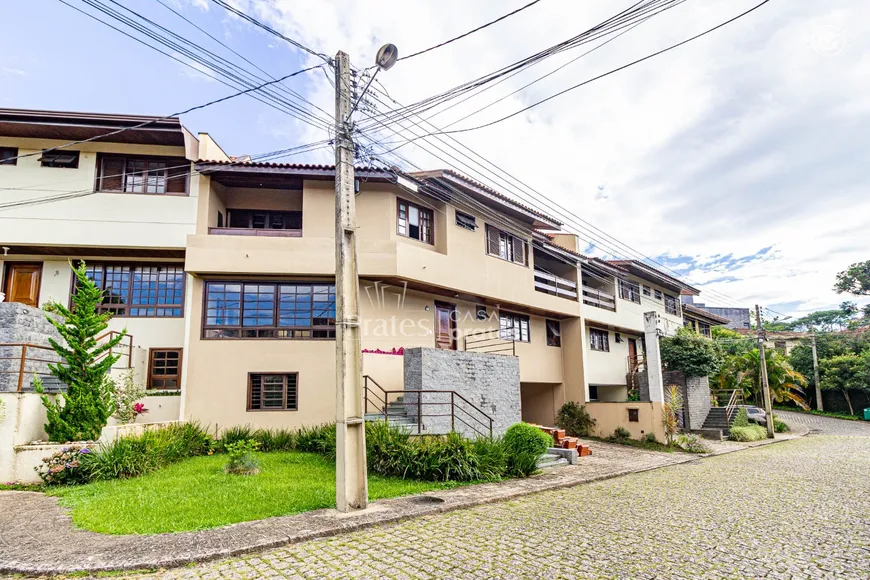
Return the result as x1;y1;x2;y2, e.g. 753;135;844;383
740;406;767;426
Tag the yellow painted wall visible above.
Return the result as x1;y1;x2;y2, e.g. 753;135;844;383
585;402;665;441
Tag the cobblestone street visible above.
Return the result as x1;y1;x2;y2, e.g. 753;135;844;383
133;431;869;580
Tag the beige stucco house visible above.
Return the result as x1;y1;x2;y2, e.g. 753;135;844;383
1;107;722;447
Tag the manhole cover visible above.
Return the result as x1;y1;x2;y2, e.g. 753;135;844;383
410;495;445;504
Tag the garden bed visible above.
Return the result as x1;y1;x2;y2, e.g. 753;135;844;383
48;451;464;534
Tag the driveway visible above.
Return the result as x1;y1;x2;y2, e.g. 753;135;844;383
127;431;869;579
776;409;870;436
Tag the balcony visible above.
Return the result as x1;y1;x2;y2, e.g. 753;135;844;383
581;286;616;311
208;226;301;238
534;268;578;300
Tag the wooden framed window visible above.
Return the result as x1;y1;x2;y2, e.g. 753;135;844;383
203;281;336;339
397;198;433;244
628;408;639;422
77;262;185;317
546;319;561;347
698;321;711;338
96;154;189;194
664;295;679;316
147;348;182;389
248;373;298;411
642;285;651;297
227;209;302;230
40;150;79;168
485;225;527;266
618;280;641;304
455;211;477;231
499;312;530;342
0;147;18;166
654;289;663;300
590;328;609;352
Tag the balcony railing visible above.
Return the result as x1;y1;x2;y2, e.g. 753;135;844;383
533;268;578;300
582;286;616;311
208;227;302;238
463;328;516;356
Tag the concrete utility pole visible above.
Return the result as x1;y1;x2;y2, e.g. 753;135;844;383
755;305;776;438
811;329;823;411
333;50;367;512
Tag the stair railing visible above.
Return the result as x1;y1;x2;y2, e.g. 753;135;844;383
363;375;494;438
95;331;134;369
724;389;743;424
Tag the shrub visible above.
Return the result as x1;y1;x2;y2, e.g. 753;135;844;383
365;420;414;477
662;385;683;444
85;422;212;482
219;425;255;450
296;423;337;457
503;423;552;477
471;437;508;481
555;402;596;437
224;440;261;475
35;445;95;485
612;426;632;440
38;262;126;442
728;425;768;442
411;433;481;481
108;370;147;425
773;415;789;433
659;326;722;377
253;428;297;452
643;433;659;444
731;408;750;427
675;433;712;454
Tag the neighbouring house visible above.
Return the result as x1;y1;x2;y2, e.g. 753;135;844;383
1;107;727;465
682;303;731;338
735;329;808;356
681;293;751;330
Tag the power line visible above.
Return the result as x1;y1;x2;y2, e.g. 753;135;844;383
398;0;548;62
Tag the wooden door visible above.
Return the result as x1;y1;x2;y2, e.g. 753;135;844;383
434;302;456;350
627;338;638;368
4;263;42;307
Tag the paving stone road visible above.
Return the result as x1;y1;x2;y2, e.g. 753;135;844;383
126;422;869;580
775;410;870;436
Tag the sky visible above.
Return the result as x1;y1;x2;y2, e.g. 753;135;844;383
2;0;868;319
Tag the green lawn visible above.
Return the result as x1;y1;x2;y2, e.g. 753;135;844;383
48;451;462;535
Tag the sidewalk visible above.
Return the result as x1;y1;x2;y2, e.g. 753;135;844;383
0;427;807;575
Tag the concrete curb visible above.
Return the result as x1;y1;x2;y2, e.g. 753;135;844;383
0;430;809;576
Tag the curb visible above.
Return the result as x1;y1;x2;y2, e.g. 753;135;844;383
0;431;808;576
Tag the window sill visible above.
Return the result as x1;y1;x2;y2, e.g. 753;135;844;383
486;253;527;267
396;233;434;247
246;408;298;412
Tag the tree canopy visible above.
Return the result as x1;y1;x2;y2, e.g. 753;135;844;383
834;260;870;296
660;327;722;377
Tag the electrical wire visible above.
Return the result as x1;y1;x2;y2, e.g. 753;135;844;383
397;0;548;62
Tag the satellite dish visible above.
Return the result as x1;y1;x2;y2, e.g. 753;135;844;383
375;44;399;70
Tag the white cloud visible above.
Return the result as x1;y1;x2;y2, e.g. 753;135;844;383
1;67;27;76
223;0;870;315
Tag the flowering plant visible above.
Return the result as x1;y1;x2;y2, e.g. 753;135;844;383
133;402;148;415
35;445;94;485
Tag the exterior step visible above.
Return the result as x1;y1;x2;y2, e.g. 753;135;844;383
536;454;569;469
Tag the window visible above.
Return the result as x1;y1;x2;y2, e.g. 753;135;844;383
455;211;477;231
664;295;679;316
397;199;433;243
476;305;487;320
628;408;639;422
642;285;651;297
78;263;184;317
618;280;641;304
0;147;17;166
590;328;609;352
654;289;662;300
546;320;561;347
249;373;298;411
698;322;711;338
588;385;599;401
96;154;189;194
485;225;527;266
499;312;530;342
684;319;694;329
148;349;182;389
228;209;302;230
40;150;79;168
203;282;336;339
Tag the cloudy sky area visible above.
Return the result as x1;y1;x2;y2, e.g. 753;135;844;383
2;0;867;318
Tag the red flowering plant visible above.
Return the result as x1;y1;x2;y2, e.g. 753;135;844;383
35;445;94;485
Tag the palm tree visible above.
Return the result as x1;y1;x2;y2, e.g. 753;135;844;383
715;349;809;410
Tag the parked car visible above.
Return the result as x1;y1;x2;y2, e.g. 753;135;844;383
740;406;767;426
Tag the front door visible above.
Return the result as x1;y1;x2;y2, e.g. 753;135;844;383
4;263;42;307
434;302;456;350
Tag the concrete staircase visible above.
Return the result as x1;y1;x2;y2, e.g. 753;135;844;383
536;453;569;470
701;407;736;435
364;396;421;433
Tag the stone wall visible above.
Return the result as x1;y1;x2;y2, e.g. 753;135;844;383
0;303;63;392
403;347;520;437
663;370;712;430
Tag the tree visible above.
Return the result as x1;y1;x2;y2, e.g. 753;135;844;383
39;262;126;442
715;349;809;409
819;353;870;415
834;260;870;296
660;327;722;377
712;326;755;356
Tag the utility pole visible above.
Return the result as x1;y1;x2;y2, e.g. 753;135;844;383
811;329;823;411
333;50;367;512
755;305;775;438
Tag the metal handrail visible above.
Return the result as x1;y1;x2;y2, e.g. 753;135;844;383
463;328;516;356
95;330;133;369
0;343;61;392
363;375;494;438
724;389;743;424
